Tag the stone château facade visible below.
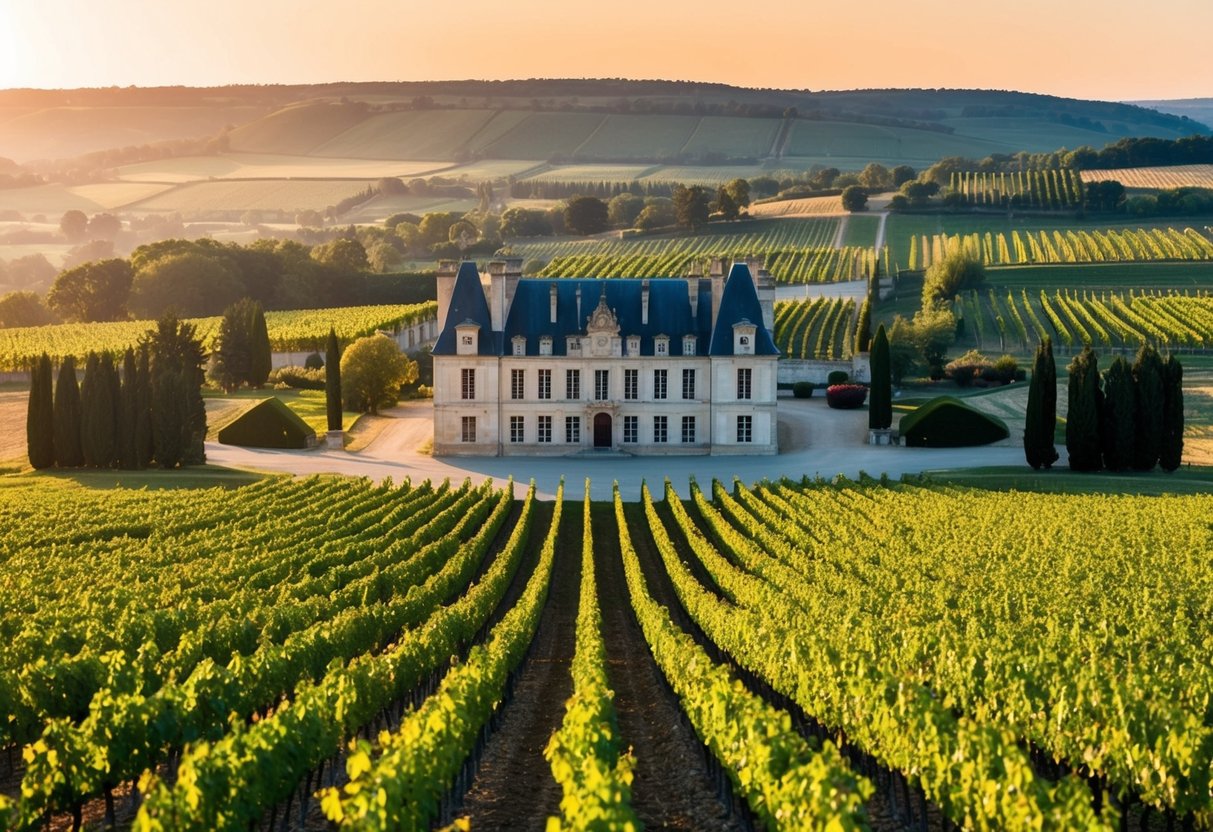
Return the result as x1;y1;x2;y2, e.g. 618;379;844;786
431;258;779;456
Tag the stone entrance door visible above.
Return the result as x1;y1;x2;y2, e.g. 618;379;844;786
593;413;612;448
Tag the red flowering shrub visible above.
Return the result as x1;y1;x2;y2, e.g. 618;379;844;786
826;384;868;409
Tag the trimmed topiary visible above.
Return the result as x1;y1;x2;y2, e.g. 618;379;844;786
827;370;850;386
899;396;1010;447
826;384;867;409
218;397;316;449
792;381;814;399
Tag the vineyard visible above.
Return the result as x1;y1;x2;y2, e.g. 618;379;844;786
1079;164;1213;191
958;287;1213;352
505;218;877;284
907;224;1213;270
2;474;1211;830
947;168;1084;209
0;302;436;370
773;297;857;359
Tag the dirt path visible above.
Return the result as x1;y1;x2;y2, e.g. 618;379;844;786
874;210;889;252
832;214;849;249
603;501;745;831
456;501;577;829
0;391;27;464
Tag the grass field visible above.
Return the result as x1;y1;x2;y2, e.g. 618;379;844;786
311;109;500;160
1079;164;1213;190
479;112;608;160
573;114;700;159
0;182;176;215
679;116;782;158
114;154;452;183
640;165;807;186
126;179;377;214
841;214;880;248
430;159;545;181
783;120;1007;166
340;194;480;223
524;164;659;184
225;101;373;155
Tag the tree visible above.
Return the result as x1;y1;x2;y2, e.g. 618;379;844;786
853;294;873;354
144;314;207;467
1066;347;1102;471
713;186;739;221
0;291;56;327
922;250;984;307
447;220;479;249
672;185;710;232
47;259;133;323
59;210;88;241
117;348;138;469
249;303;271;388
26;353;54;469
607;193;645;228
869;324;892;430
1024;338;1059;470
500;207;552;238
908;305;956;377
418;212;463;246
87;213;122;239
134;344;153;468
899;180;939;207
564;196;610;236
208;301;252;392
310;238;369;273
340;334;417;415
891;165;917;187
53;355;84;467
1131;344;1164;471
1160;354;1184;472
80;353;116;468
858;163;891;191
840;186;868;212
724;178;751;213
130;252;243;318
1100;355;1136;471
634;200;675;230
325;327;343;432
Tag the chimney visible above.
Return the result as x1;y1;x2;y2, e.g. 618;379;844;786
486;260;506;332
436;260;459;331
504;257;523;311
709;258;726;329
641;278;650;326
688;278;698;319
549;284;558;324
575;285;582;328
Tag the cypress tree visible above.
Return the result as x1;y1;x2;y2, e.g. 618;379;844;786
325;327;343;432
249;303;271;388
1101;356;1136;471
145;314;207;467
153;368;186;469
53;355;84;467
1066;347;1102;471
1024;338;1060;469
1160;354;1184;472
117;348;138;470
26;353;54;469
868;324;892;430
854;294;873;354
106;355;122;468
134;344;154;468
208;300;252;392
1131;344;1164;471
80;353;116;468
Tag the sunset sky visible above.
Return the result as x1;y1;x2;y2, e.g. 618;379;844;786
1;0;1209;101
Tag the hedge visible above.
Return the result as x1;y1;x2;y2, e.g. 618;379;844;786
898;396;1009;448
217;397;317;449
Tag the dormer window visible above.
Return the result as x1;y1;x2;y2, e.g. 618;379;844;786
655;335;669;356
627;336;640;356
683;335;696;356
733;320;756;356
567;336;582;355
512;336;526;356
455;321;480;356
539;336;553;356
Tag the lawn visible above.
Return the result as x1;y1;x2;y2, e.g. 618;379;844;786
916;465;1213;496
2;465;265;490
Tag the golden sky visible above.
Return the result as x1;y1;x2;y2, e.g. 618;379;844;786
1;0;1210;101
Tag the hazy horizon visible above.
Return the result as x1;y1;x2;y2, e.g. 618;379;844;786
1;0;1210;102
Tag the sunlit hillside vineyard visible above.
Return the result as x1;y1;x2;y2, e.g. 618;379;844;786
906;225;1213;269
2;474;1211;830
772;297;856;359
947;169;1085;209
0;302;436;370
1079;163;1213;190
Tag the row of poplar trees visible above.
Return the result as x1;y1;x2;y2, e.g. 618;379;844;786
26;315;208;470
1024;339;1183;472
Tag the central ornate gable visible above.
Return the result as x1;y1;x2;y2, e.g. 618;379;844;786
585;289;620;357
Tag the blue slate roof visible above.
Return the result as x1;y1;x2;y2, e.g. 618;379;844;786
433;262;498;356
503;278;712;356
708;263;779;356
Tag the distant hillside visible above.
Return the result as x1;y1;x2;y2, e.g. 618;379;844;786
0;82;1204;167
1130;99;1213;132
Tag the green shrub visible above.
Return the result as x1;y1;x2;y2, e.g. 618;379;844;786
268;366;326;390
826;384;867;409
792;381;814;399
304;352;324;370
827;370;849;385
217;397;316;449
899;396;1010;447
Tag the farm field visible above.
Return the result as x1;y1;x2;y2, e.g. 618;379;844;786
1;473;1211;830
772;297;856;359
748;194;844;216
0;182;176;215
113;153;453;183
311;109;502;160
123;179;379;214
339;194;481;223
1080;164;1213;190
523;164;659;184
840;214;881;248
0;302;436;370
640;164;812;186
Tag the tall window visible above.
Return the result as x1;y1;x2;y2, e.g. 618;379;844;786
538;369;551;400
737;367;752;400
566;369;580;400
511;368;524;400
510;416;524;443
653;415;668;443
623;415;638;443
461;368;475;400
682;368;696;400
737;415;752;443
461;416;476;443
624;368;638;400
538;415;552;443
565;416;581;443
681;415;696;444
594;369;609;400
653;369;667;400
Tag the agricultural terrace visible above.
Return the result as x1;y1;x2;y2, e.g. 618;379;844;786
773;297;857;359
1;474;1211;830
0;302;436;370
1079;164;1213;190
